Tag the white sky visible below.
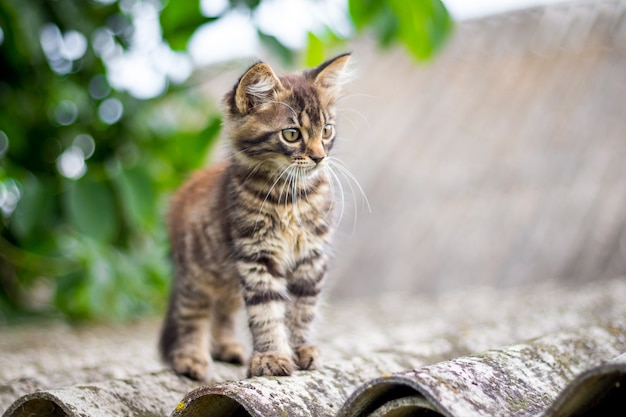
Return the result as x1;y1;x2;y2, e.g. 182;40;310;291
110;0;572;98
190;0;571;66
444;0;568;19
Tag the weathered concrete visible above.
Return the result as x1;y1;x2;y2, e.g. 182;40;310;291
2;278;626;417
338;326;626;417
543;353;626;417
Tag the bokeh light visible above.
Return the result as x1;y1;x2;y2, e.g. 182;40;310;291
0;131;8;157
39;24;87;75
98;98;124;124
54;101;78;126
89;75;112;99
0;179;21;217
73;134;96;159
56;146;87;180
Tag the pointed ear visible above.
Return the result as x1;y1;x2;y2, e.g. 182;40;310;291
234;62;282;114
308;53;351;91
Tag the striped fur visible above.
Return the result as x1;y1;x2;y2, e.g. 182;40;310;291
159;54;351;380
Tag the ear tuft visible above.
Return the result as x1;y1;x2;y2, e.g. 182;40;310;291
308;53;352;91
235;62;282;114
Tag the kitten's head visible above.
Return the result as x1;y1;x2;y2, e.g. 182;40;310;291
223;53;351;176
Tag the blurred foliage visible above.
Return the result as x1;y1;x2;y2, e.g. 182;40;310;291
0;0;452;323
349;0;454;59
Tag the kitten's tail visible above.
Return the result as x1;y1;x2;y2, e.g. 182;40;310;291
158;290;179;364
158;251;182;364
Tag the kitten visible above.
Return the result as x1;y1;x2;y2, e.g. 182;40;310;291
159;53;352;380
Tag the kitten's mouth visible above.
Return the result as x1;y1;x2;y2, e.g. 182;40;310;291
292;158;322;172
307;162;327;175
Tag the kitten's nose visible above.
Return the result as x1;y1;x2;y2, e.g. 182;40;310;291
310;155;325;164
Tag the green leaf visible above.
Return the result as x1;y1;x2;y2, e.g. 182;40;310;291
305;32;324;67
112;164;157;231
10;174;56;245
229;0;261;9
160;0;213;50
348;0;385;30
258;31;295;67
348;0;453;60
10;175;55;243
55;270;92;320
162;115;222;172
371;4;399;48
388;0;453;60
192;116;222;166
64;176;118;242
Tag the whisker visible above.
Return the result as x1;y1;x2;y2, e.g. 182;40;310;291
333;163;359;232
289;166;303;227
321;168;337;221
296;168;305;227
336;107;371;128
324;166;337;219
329;158;372;214
242;160;267;185
278;165;292;206
255;164;292;231
326;166;346;227
289;167;296;209
301;167;311;204
335;92;378;104
223;147;252;162
268;100;298;120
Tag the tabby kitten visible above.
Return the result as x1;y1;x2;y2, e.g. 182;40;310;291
159;53;351;380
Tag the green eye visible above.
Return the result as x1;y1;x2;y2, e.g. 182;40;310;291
281;128;300;142
322;124;334;139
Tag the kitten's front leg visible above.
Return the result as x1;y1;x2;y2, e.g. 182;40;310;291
286;254;327;371
238;258;294;377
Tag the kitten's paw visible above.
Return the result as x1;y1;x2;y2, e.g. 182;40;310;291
170;349;210;381
248;352;294;377
212;342;246;365
294;345;320;370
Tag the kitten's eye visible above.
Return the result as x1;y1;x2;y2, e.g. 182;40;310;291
322;124;334;139
281;128;300;142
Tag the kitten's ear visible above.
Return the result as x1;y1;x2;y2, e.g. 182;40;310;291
234;62;282;114
308;53;351;91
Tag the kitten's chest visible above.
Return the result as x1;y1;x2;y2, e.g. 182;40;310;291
272;201;328;259
276;204;304;228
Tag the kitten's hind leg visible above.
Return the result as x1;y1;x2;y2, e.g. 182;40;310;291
210;290;246;365
159;284;213;381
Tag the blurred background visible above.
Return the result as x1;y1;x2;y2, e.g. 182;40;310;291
1;0;624;323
